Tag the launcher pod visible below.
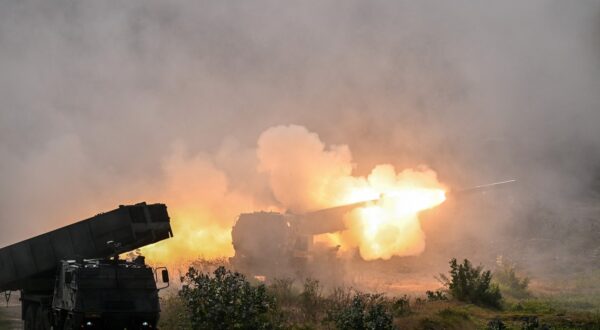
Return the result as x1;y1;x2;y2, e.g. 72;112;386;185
0;202;172;329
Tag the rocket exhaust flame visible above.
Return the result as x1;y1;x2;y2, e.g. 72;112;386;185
338;181;447;260
337;179;515;260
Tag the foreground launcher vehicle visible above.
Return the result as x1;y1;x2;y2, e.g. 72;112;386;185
0;202;173;329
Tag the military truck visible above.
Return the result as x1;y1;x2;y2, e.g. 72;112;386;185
0;202;173;329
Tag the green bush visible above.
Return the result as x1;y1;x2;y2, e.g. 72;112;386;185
493;257;530;299
487;318;507;330
425;289;448;302
328;286;353;307
326;293;394;330
440;258;502;308
519;316;540;330
179;266;281;330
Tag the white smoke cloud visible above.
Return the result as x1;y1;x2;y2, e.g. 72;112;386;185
1;0;599;272
257;124;358;212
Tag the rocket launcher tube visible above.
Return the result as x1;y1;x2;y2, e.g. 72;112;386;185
294;199;379;235
292;179;516;236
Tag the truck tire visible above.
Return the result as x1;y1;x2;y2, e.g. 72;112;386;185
24;304;38;330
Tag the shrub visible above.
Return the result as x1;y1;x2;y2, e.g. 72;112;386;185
299;278;322;322
269;278;296;306
179;266;281;330
487;318;507;330
414;297;427;306
364;296;394;330
392;295;411;316
439;258;502;308
519;316;540;330
328;286;353;308
326;293;394;330
425;289;448;302
493;256;530;299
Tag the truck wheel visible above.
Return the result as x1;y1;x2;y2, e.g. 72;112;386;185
24;305;38;330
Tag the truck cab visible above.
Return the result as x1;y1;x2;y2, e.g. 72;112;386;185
21;256;169;329
0;203;174;330
47;257;168;329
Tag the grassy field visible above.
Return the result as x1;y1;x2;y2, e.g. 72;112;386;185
397;268;600;329
157;291;600;329
2;296;595;330
158;264;600;330
1;269;597;329
392;298;599;329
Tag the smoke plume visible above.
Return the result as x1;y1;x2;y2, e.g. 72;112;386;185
1;0;599;274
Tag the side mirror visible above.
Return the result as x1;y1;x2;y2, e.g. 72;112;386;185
161;269;169;283
155;267;170;290
65;272;72;284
